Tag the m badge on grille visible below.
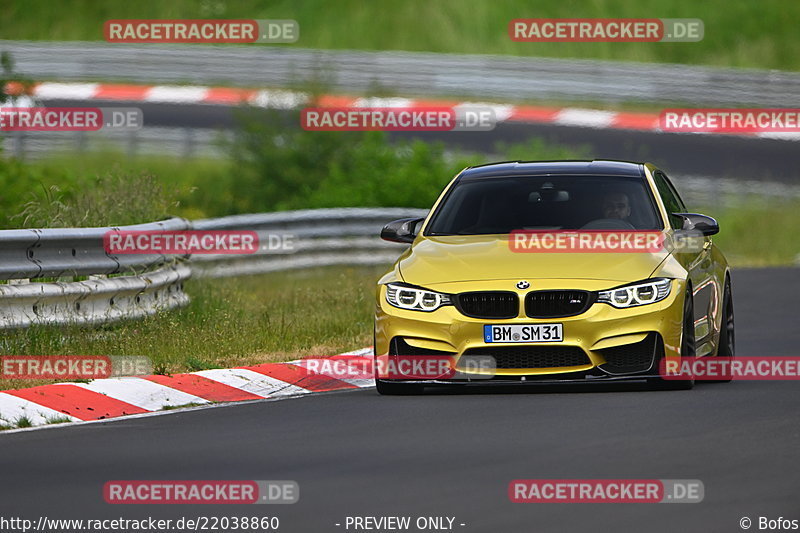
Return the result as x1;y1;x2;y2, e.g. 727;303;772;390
516;280;530;290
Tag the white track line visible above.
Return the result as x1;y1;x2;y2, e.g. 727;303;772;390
145;85;210;103
555;108;618;128
354;97;414;108
251;89;308;108
453;102;514;121
34;82;99;100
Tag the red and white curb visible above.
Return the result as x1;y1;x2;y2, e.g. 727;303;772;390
10;81;800;141
0;348;374;430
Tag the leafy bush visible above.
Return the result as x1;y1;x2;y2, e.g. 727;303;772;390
228;109;455;210
226;108;589;212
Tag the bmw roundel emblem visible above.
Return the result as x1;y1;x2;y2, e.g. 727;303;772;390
516;280;530;290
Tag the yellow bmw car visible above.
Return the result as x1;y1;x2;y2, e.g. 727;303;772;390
374;160;734;394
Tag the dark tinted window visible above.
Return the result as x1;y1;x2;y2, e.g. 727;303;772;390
653;170;687;229
426;175;662;235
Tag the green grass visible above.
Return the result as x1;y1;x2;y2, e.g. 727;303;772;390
703;200;800;267
45;415;72;425
14;416;32;428
0;152;230;228
0;414;70;430
0;264;385;391
160;403;209;411
1;0;799;70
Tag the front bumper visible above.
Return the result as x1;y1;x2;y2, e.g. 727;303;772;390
375;278;685;381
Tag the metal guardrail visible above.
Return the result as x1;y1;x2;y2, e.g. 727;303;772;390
0;264;190;328
3;40;800;106
0;217;192;328
0;217;192;280
191;208;428;278
0;208;426;328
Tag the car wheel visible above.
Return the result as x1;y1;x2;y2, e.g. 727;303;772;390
714;275;735;383
375;379;424;395
649;285;695;390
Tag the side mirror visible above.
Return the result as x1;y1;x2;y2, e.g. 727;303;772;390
673;213;719;236
380;217;424;244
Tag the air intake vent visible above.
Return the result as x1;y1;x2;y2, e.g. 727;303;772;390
463;345;590;369
454;291;519;319
525;290;594;318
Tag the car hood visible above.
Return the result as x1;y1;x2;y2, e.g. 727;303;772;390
398;235;668;286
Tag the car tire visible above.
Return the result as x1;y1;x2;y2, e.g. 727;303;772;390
649;285;695;390
375;379;424;395
713;275;735;383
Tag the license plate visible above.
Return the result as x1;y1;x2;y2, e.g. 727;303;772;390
484;324;563;343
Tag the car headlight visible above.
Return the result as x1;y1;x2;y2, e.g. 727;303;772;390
385;283;451;312
597;278;672;308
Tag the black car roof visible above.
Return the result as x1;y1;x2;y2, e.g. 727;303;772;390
459;160;645;180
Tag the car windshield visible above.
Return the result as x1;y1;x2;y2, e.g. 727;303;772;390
425;174;663;235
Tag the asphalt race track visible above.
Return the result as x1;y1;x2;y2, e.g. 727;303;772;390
1;267;798;532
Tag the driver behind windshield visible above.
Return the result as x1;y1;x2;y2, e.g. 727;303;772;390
601;191;631;221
